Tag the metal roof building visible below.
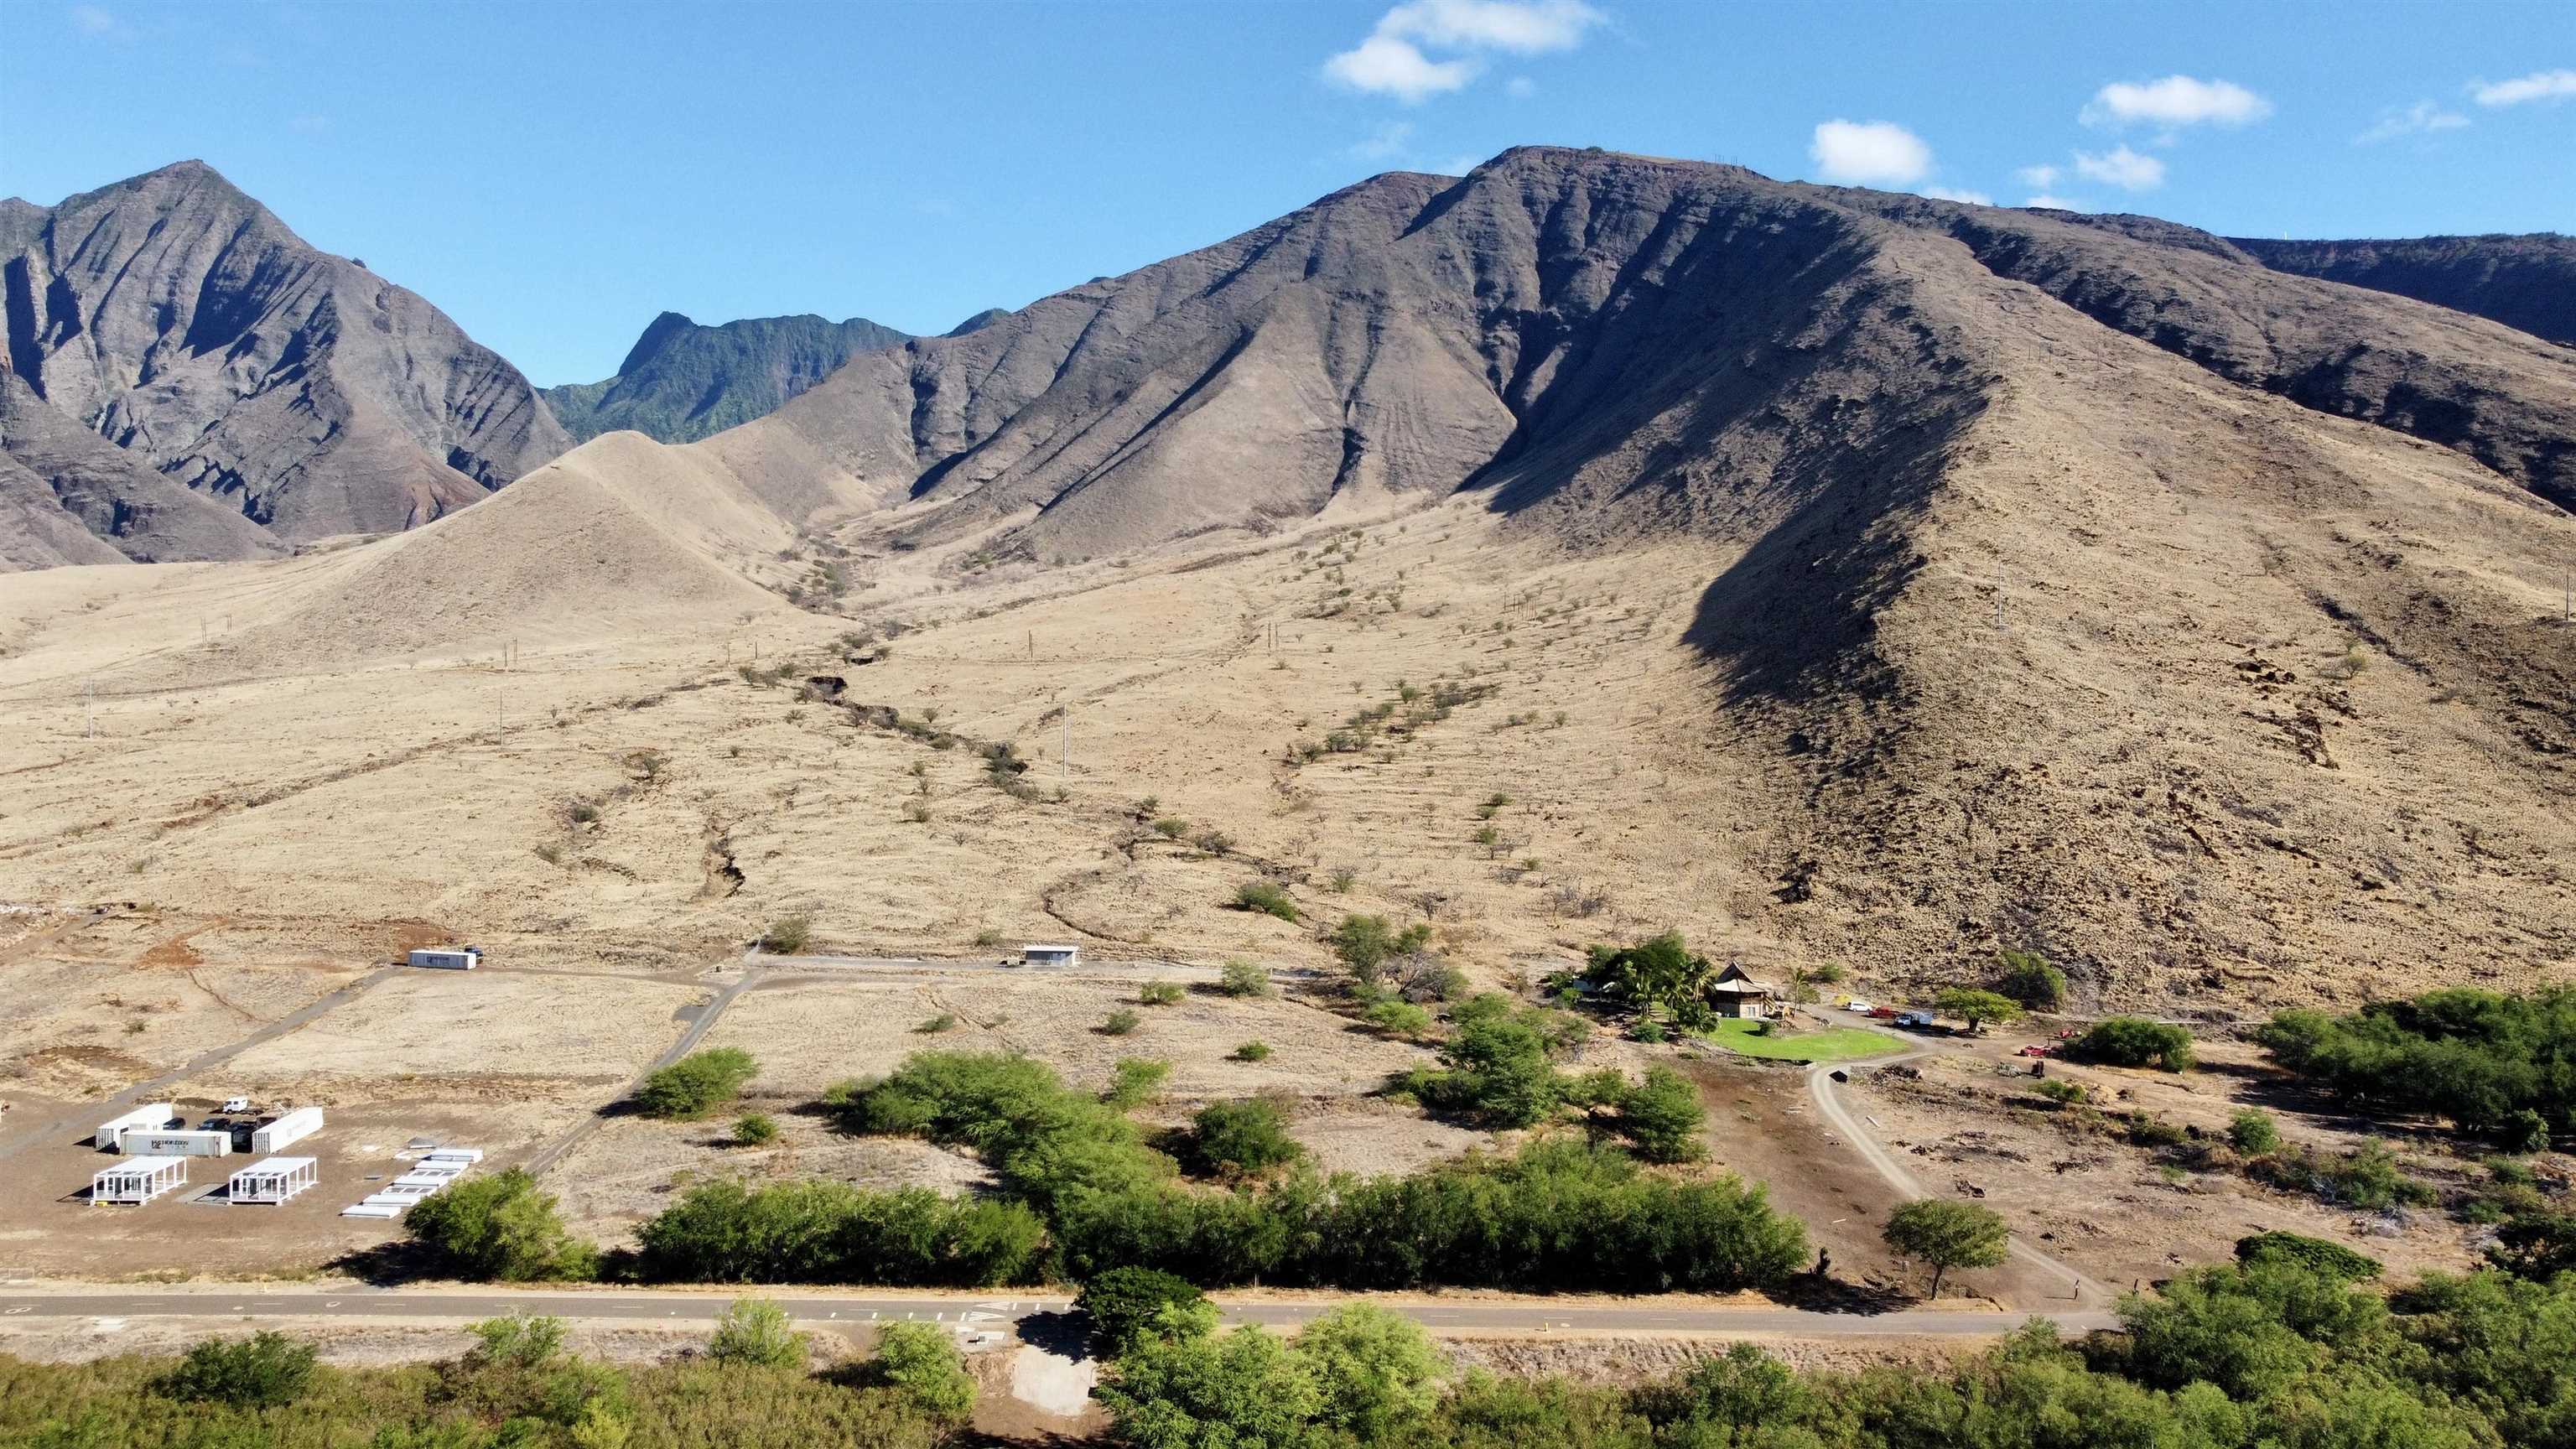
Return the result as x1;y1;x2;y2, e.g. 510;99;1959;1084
227;1156;319;1205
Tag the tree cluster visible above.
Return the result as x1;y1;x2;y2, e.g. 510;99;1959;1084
2257;987;2573;1141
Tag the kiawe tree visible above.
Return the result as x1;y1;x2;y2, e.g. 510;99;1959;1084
1883;1198;2010;1299
1935;988;2024;1036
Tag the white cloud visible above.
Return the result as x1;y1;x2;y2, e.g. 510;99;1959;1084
2356;100;2470;143
1919;185;1993;205
1808;120;1933;185
1325;35;1480;102
1436;153;1489;175
1377;0;1603;54
1324;1;1601;102
1350;121;1416;160
2472;69;2576;106
1504;75;1536;99
2015;163;2062;188
2072;144;2166;190
2024;194;2083;211
2082;75;2271;128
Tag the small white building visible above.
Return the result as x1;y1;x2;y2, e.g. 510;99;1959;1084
228;1156;318;1205
93;1156;188;1206
1022;943;1080;968
96;1103;175;1150
119;1130;233;1158
422;1146;484;1165
251;1106;324;1154
408;947;481;970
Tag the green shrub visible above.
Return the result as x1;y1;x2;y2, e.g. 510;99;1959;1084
2071;1016;2196;1071
1193;828;1235;854
153;1331;317;1406
404;1167;597;1281
758;915;811;953
638;1178;1046;1286
2127;1113;2189;1147
1104;1057;1171;1109
2235;1231;2382;1281
1934;988;2024;1034
2503;1108;2552;1153
707;1297;805;1368
1078;1266;1213;1358
1996;949;2068;1010
1233;1041;1273;1062
1152;817;1188;839
870;1320;977;1423
2228;1108;2281;1155
1192;1097;1303;1178
1293;1303;1446;1441
731;1112;779;1146
636;1046;760;1119
1331;914;1431;983
1620;1066;1708;1163
2033;1078;2087;1106
1233;881;1301;922
1218;958;1274;998
1364;999;1434;1038
1402;996;1562;1127
915;1012;958;1034
467;1311;567;1368
1100;1008;1144;1036
1139;981;1185;1006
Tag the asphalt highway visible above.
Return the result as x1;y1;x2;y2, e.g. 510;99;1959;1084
0;1286;2116;1338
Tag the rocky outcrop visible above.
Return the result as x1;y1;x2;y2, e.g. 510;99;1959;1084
542;310;912;444
2;160;568;553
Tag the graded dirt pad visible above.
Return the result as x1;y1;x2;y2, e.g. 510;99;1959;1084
225;969;701;1083
701;971;1440;1101
0;913;376;1101
545;1111;995;1248
1846;1037;2495;1291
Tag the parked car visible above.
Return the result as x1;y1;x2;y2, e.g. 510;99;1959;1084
1893;1010;1935;1028
1867;1006;1898;1019
2017;1044;2056;1057
221;1097;251;1114
1845;999;1875;1013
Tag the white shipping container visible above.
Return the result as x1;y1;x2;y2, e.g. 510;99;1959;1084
407;948;480;970
251;1107;324;1153
96;1104;175;1150
119;1130;233;1158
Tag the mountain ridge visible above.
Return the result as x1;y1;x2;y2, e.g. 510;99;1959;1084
1;158;568;565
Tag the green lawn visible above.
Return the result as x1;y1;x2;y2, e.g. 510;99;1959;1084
1697;1018;1906;1062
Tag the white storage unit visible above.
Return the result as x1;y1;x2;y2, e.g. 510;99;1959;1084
96;1104;175;1150
227;1156;318;1205
422;1146;484;1165
92;1156;188;1205
374;1181;440;1200
393;1171;459;1192
251;1107;324;1153
408;948;481;970
341;1202;402;1218
1021;943;1080;967
119;1130;233;1158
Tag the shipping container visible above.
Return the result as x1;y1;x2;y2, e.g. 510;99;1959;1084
251;1106;324;1153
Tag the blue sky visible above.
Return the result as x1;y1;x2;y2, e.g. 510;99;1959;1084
6;1;2571;386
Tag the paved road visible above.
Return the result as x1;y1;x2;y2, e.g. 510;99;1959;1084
0;1286;2115;1339
0;964;402;1163
1805;1048;2114;1306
